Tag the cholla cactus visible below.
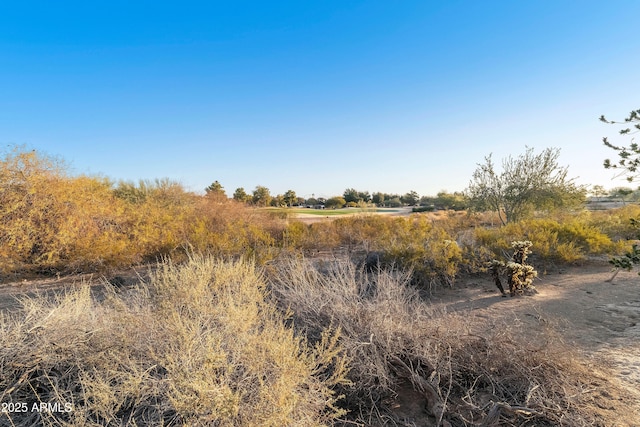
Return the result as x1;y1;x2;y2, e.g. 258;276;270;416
506;261;538;295
511;240;533;265
486;259;507;296
489;241;537;297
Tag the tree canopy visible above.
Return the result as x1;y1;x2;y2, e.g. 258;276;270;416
283;190;297;207
233;187;251;203
602;109;640;182
252;186;272;207
466;147;585;225
325;196;346;209
205;180;226;196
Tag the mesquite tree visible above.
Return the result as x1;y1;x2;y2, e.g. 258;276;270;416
466;147;585;225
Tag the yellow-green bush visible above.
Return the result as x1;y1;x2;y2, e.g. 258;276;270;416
376;216;462;287
474;216;619;264
587;204;640;241
0;149;138;272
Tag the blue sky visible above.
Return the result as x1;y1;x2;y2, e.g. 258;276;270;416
1;1;639;199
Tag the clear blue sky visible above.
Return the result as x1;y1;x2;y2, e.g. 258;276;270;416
2;1;638;199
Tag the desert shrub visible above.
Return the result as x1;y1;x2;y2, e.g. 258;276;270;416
0;149;140;273
422;210;478;235
588;204;640;241
289;215;463;287
0;148;288;275
269;257;626;426
187;198;285;264
474;217;617;265
0;256;348;426
298;215;463;286
269;258;443;416
282;220;343;254
331;215;388;251
378;216;462;287
412;205;434;212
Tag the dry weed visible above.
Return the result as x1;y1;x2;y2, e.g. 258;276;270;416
0;255;348;426
269;256;633;426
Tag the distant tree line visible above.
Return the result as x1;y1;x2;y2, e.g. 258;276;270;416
205;146;591;221
204;180;472;211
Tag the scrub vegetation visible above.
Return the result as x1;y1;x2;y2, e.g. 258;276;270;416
1;147;638;426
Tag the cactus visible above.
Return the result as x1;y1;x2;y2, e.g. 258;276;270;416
488;241;537;297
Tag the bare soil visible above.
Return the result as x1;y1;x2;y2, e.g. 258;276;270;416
426;260;640;425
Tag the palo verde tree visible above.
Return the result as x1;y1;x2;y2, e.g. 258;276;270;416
602;108;640;182
466;147;585;225
325;196;346;209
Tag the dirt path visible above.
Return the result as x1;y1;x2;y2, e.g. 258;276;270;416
0;268;147;313
431;261;640;404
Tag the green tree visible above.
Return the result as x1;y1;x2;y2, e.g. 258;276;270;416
283;189;297;207
602;109;640;182
233;187;251;203
386;197;402;208
252;186;272;207
325;196;346;209
466;147;585;225
401;191;420;206
589;184;607;199
358;191;371;203
205;180;226;197
270;194;285;207
371;192;385;206
343;188;359;204
435;191;468;211
610;186;633;199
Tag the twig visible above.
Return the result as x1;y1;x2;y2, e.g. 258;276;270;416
389;355;444;419
479;402;541;427
605;268;620;283
437;345;453;427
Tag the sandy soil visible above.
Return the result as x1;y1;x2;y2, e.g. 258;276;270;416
430;260;640;405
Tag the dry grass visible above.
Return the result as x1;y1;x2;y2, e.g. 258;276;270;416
1;253;634;426
268;256;633;426
0;255;348;426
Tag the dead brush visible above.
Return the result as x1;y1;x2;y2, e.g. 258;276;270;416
268;256;635;426
0;255;349;427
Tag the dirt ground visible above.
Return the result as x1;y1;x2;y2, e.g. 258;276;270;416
429;259;640;423
1;259;639;424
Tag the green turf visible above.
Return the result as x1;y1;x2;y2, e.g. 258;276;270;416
266;207;406;216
